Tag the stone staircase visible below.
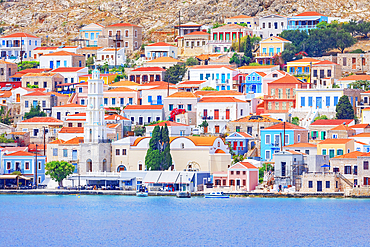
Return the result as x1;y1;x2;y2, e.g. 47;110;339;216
301;109;318;129
338;173;354;187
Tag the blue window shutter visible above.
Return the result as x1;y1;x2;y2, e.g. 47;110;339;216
326;96;330;106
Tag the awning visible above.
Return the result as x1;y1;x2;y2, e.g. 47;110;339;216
321;164;330;168
157;171;180;184
143;171;162;183
175;172;195;184
19;176;32;180
0;175;18;179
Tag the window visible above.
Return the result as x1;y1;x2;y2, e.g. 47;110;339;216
313;70;317;77
25;162;30;170
25;101;29;108
268;102;272;110
81;99;85;105
308;97;313;107
6;162;11;170
337;149;343;156
129;98;133;105
271;88;275;96
334;96;338;106
282;102;286;110
104;98;108;105
286;88;291;99
326;181;330;189
112;98;116;105
281;162;286;176
42;100;46;108
236;126;240;132
278;89;282;99
169;104;174;111
122;149;127;155
63;149;68;157
231;171;234;175
301;97;305;107
332;134;338;139
53;148;58;156
214;109;219;120
38;162;41;170
326;96;330;106
275;102;279;110
364;161;369;170
297;134;301;143
344;166;351;174
308;181;313;188
178;104;184;109
116;149;120;155
322;149;327;155
265;150;271;160
265;134;271;144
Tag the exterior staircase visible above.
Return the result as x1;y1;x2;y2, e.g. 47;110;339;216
301;109;318;129
245;147;258;158
68;93;77;104
338;173;354;187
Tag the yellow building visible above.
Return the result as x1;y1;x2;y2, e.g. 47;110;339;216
79;73;117;85
255;36;291;65
317;139;354;159
286;58;320;83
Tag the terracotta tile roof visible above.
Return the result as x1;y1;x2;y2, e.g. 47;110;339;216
53;103;86;108
190;65;233;70
355;141;367;145
4;151;35;156
330;124;354;131
313;60;340;66
1;147;28;152
147;57;182;63
132;137;150;146
23;91;48;97
41;51;84;57
178;80;206;85
138;81;171;87
286;150;307;155
237;162;257;169
167;92;198;98
67;113;86;117
352;133;370;138
147;42;176;47
311;119;354;126
22;72;59;77
332;151;365;159
339;74;370;81
213;24;250;30
107;123;119;128
0;91;12;98
0;60;16;65
351;124;369;129
107;87;137;92
269;74;304;84
33;47;58;50
49;92;68;97
319;138;353;144
1;32;39;38
289;58;320;63
131;67;166;72
9;132;27;135
272;36;290;42
101;48;123;51
184;31;210;36
124;105;164;110
51;67;86;73
149;121;189;127
227;14;252;19
65;118;85;121
21;117;63;123
110;80;139;87
232;115;281;123
63;137;84;145
198;97;246;103
142;85;177;90
28;143;46;150
284;143;317;148
59;127;84;133
105;114;128;120
238;132;253;138
171;136;219;146
49;139;65;144
360;153;370;157
256;72;266;77
106;23;141;27
194;90;243;96
238;65;277;69
78;47;103;50
295;11;325;17
265;122;306;130
215;149;226;153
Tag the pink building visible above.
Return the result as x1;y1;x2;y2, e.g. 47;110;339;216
213;162;259;191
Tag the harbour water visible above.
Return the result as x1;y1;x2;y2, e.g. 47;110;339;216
0;195;369;246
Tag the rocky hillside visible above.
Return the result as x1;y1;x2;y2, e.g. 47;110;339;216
0;0;370;44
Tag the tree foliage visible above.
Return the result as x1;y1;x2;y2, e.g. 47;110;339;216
164;64;187;84
145;124;172;171
86;56;95;67
231;35;261;52
0;133;14;143
133;126;145;136
45;161;75;187
201;86;217;91
17;61;39;71
291;117;299;126
229;52;241;66
314;114;329;121
259;163;274;183
336;95;355;119
349;80;370;91
185;57;199;66
24;104;46;119
0;106;11;125
232;154;244;164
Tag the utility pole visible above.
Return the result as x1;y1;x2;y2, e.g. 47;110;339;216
178;11;181;40
20;36;23;64
283;121;286;149
43;127;46;156
35;144;38;188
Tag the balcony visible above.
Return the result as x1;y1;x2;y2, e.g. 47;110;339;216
201;116;213;120
149;100;163;105
287;25;317;30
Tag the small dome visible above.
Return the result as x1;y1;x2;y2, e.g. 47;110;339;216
92;69;100;79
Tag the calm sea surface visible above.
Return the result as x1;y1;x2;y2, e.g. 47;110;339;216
0;195;369;246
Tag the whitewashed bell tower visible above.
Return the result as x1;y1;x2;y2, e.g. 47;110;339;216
84;69;107;143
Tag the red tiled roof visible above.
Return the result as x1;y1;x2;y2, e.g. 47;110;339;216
330;124;354;131
290;58;320;63
142;85;177;90
191;65;233;70
194;90;244;96
265;122;306;130
106;23;140;27
51;67;86;73
339;74;370;81
63;137;84;145
269;75;305;84
49;139;65;144
105;114;129;120
1;32;39;39
199;97;246;103
227;14;252;19
21;117;63;123
41;51;84;57
53;103;85;108
59;127;84;133
185;31;210;36
238;132;253;138
4;151;35;156
284;143;317;148
147;42;176;47
178;80;206;85
237;162;257;169
167;92;198;98
352;133;370;138
23;91;49;97
311;119;354;126
295;11;325;17
124;105;164;110
313;60;339;66
351;124;369;129
332;151;365;159
319;139;353;144
149;121;189;127
28;143;46;151
67;113;86;117
131;67;166;72
147;57;182;63
33;47;58;50
106;87;137;92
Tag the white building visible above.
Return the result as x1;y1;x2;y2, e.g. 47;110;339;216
144;42;178;60
95;48;126;67
124;105;164;125
188;65;237;91
78;23;104;47
258;14;288;39
52;103;87;121
141;84;178;105
145;121;192;137
0;32;41;62
51;67;88;84
39;51;85;69
196;97;250;134
224;15;259;29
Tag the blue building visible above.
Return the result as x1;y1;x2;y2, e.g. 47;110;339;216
2;151;46;184
287;12;328;31
260;122;309;161
240;71;264;94
226;132;254;156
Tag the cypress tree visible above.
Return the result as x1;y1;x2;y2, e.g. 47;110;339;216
336;95;355;119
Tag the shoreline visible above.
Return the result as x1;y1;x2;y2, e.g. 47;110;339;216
0;189;369;198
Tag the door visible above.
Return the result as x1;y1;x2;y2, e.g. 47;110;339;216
57;112;61;120
221;73;225;83
352;58;356;69
215;125;220;134
233;141;237;150
329;149;335;158
316;97;322;109
16;94;20;103
72;150;77;160
317;181;322;192
157;95;162;105
49;61;54;69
